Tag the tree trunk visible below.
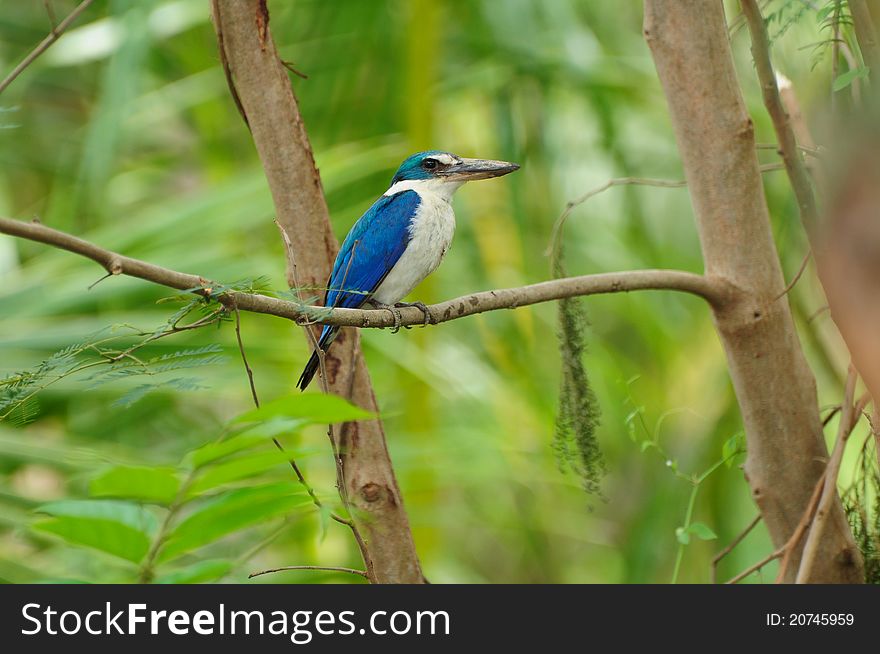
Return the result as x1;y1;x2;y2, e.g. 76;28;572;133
211;0;425;584
643;0;863;582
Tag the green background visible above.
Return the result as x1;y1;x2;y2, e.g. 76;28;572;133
0;0;862;583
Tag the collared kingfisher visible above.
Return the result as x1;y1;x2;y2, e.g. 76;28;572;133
297;150;519;390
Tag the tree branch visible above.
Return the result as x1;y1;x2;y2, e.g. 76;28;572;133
0;0;95;96
848;0;880;67
0;216;728;327
796;367;870;582
249;565;368;580
644;0;863;583
740;0;819;231
210;0;424;584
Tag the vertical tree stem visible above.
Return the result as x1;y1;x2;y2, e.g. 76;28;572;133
210;0;425;583
643;0;862;583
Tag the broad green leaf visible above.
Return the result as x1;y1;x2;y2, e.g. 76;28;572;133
233;394;373;425
187;433;270;469
36;500;158;535
187;419;304;469
187;450;305;496
158;483;308;562
90;466;181;504
833;66;870;92
156;559;233;584
686;522;717;541
33;517;151;564
675;526;690;545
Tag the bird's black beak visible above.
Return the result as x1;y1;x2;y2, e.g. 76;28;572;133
439;157;520;181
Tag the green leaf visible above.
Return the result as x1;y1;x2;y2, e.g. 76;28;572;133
675;526;690;545
32;499;157;563
833;66;870;92
33;518;150;564
158;483;308;563
722;432;746;468
686;522;718;541
187;419;304;469
155;559;233;584
187;434;270;469
187;450;305;496
318;504;331;543
90;466;181;504
233;394;373;425
35;500;158;534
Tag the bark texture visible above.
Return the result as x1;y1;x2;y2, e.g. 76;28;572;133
643;0;862;582
211;0;424;583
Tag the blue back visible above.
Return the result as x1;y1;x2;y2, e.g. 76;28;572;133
325;189;421;309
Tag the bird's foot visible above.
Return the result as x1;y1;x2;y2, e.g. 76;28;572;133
368;300;403;333
394;301;431;327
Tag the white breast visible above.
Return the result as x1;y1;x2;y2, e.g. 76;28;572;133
372;181;459;305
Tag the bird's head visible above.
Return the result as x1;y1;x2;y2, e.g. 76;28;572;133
389;151;519;197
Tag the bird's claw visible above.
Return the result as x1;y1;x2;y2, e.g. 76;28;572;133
369;301;403;333
395;301;431;327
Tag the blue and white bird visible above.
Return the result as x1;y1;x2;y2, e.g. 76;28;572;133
297;150;519;390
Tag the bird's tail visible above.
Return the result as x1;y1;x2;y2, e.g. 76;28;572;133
297;324;339;391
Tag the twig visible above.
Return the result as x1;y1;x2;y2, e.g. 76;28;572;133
725;475;821;586
249;565;368;579
0;216;733;328
233;299;372;578
0;0;95;96
547;163;785;266
775;469;827;583
741;0;819;232
139;471;197;583
773;249;811;301
727;549;783;584
830;1;842;116
795;366;869;582
232;304;260;408
281;61;308;79
44;1;59;31
712;514;761;584
848;0;880;67
823;405;842;427
807;304;830;324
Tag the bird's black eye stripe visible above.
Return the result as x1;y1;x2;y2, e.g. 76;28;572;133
422;158;438;170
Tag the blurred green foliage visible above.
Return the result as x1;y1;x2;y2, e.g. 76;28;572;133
0;0;876;583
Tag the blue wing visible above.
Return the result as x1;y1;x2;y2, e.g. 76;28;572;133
298;190;420;391
325;189;421;309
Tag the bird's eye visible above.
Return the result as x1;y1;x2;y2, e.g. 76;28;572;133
422;159;438;170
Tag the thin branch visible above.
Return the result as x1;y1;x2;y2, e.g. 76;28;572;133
249;565;368;580
232;304;260;408
848;0;880;67
774;469;827;583
724;465;826;584
726;549;782;585
0;0;95;96
547;163;785;263
233;297;373;578
0;216;732;329
741;0;819;231
773;249;811;301
830;1;842;116
712;514;761;584
44;1;59;31
796;367;869;582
